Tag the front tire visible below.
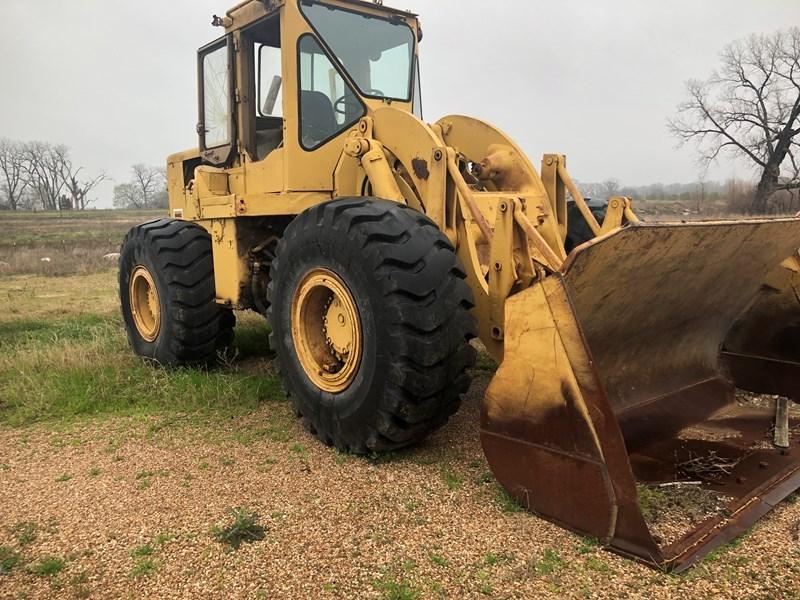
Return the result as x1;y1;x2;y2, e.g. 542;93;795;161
119;219;234;366
267;198;477;454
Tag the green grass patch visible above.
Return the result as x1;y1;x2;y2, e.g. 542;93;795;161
584;556;610;572
428;552;449;567
527;549;563;576
212;507;267;549
0;546;20;574
0;311;284;427
576;537;599;555
372;564;420;600
0;314;118;347
232;320;272;359
29;556;65;576
131;558;156;578
10;521;37;546
493;485;523;513
440;467;463;491
130;544;154;558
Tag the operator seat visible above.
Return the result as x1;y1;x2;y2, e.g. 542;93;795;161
300;90;337;146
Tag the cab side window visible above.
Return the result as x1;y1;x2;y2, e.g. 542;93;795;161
298;35;364;150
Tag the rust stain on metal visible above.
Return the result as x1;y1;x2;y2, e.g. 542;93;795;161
411;157;429;180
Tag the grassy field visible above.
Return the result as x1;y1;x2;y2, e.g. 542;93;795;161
0;210;799;599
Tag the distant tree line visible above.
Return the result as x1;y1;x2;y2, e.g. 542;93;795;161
576;178;799;214
112;164;168;210
0;138;105;211
0;137;168;211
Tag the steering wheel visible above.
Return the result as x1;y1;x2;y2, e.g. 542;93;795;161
333;89;385;115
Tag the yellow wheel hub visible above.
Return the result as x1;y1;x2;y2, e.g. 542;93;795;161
292;268;362;393
129;265;161;342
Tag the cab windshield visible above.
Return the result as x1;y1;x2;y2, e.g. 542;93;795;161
300;1;416;102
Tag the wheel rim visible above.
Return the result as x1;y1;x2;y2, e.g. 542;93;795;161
291;268;362;393
129;265;161;342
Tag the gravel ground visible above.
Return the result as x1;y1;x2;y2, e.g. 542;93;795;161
2;375;800;600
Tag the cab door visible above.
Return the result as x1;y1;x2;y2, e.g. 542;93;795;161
197;36;237;166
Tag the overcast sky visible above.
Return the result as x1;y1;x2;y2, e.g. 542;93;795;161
2;0;799;208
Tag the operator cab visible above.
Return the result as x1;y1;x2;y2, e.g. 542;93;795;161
196;0;421;169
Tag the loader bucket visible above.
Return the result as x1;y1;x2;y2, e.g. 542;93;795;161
481;218;800;571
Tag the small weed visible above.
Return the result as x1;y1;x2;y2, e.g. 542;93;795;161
130;544;154;558
372;570;419;600
333;450;350;465
368;449;412;465
483;552;513;567
55;473;72;482
577;537;599;555
585;556;610;572
440;468;463;491
290;444;308;459
198;460;210;470
88;467;101;477
137;478;151;490
428;552;449;567
493;485;523;513
219;456;236;466
473;352;498;373
0;546;20;574
473;470;494;485
527;549;563;576
404;498;421;513
70;571;92;599
154;533;174;545
212;507;267;549
475;569;493;595
29;556;65;576
10;521;37;546
131;558;156;578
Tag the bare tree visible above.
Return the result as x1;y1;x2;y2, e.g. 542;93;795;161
22;142;71;210
600;178;621;199
670;27;800;213
114;164;167;209
113;182;144;209
694;173;707;214
132;164;165;208
64;168;106;210
0;139;29;210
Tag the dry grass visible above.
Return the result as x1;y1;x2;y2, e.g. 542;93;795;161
0;209;161;276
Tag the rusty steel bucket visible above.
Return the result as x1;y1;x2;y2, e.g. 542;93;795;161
482;218;800;571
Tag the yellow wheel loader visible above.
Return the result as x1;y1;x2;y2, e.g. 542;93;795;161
119;0;800;570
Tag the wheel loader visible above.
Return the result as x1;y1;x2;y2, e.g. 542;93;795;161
119;0;800;571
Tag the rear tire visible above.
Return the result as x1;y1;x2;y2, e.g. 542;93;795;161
119;218;234;366
267;198;477;454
